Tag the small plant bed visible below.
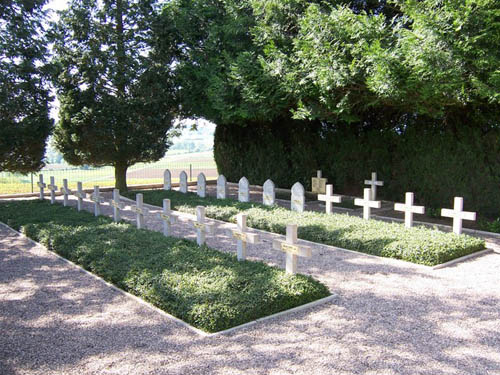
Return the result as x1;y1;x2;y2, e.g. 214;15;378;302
0;200;330;333
124;190;486;266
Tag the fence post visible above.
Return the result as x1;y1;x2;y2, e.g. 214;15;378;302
31;173;34;193
190;164;192;182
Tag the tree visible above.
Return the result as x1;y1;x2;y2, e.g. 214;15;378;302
51;0;176;191
0;0;53;173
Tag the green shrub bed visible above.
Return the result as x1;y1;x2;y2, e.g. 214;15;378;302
0;200;330;333
124;190;486;266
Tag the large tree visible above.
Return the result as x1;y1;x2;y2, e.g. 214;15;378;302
0;0;53;173
51;0;176;191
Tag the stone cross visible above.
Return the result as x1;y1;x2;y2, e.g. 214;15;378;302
75;182;85;211
158;199;177;237
364;172;384;200
262;179;275;206
190;206;216;246
318;184;342;214
311;170;327;194
394;192;425;228
238;177;250;202
197;172;206;198
163;169;171;190
217;175;228;199
37;174;46;200
227;213;260;261
441;197;476;235
272;224;312;274
291;182;305;213
179;171;188;193
131;193;149;229
110;189;124;222
354;188;381;220
89;186;105;216
61;179;73;207
47;176;58;204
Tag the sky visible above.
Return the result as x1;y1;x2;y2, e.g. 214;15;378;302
46;0;68;12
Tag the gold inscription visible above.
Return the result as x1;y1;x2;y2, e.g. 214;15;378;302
232;231;247;242
281;242;300;255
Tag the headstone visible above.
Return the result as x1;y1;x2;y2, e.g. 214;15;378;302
158;199;177;237
291;182;305;213
179;171;188;193
394;192;425;228
163;169;171;190
217;175;228;199
227;213;260;261
89;186;105;216
441;197;476;235
47;176;58;205
262;179;275;206
131;193;149;229
272;224;312;274
190;206;216;246
238;177;250;203
60;179;73;207
311;170;327;194
318;184;342;214
354;188;381;220
37;174;46;200
110;189;124;222
364;172;384;200
197;173;206;198
75;182;85;211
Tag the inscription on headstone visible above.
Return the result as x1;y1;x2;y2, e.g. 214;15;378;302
262;179;275;206
238;177;250;203
179;171;188;193
197;173;206;198
291;182;305;213
163;169;171;190
217;175;228;199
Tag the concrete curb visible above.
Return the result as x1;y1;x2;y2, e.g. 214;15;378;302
432;249;495;270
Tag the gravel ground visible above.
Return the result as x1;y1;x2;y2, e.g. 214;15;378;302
1;191;500;375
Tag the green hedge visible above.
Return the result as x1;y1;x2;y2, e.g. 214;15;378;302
0;200;330;333
124;190;486;266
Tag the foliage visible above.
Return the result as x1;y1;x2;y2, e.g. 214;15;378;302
124;189;486;266
478;218;500;234
0;0;53;173
0;200;330;333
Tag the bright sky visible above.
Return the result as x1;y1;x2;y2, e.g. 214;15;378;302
46;0;68;11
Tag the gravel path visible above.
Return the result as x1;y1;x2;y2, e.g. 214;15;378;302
1;192;500;375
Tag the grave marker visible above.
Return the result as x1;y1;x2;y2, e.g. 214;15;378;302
190;206;216;246
131;193;149;229
318;184;342;214
217;175;228;199
163;169;171;190
37;174;46;200
89;186;105;216
364;172;384;200
272;224;312;274
75;182;85;211
197;172;206;198
61;179;73;207
441;197;476;235
354;188;381;220
394;192;425;228
47;177;58;204
227;213;260;261
158;199;177;237
238;177;250;203
262;179;276;206
311;170;327;194
179;171;188;193
110;189;124;222
291;182;305;213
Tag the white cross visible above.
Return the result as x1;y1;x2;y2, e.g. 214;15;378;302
318;184;342;214
354;188;381;220
131;193;149;229
364;172;383;200
317;170;322;178
89;186;105;217
158;198;177;237
60;179;73;207
441;197;476;235
110;189;124;222
37;174;46;200
75;182;86;211
272;224;312;274
190;206;216;246
394;192;425;228
47;176;58;204
227;213;260;261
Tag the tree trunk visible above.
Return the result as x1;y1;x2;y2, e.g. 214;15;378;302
115;162;128;192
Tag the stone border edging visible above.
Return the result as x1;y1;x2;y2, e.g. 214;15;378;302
431;249;494;270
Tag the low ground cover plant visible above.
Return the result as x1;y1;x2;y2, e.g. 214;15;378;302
0;200;330;333
125;190;486;266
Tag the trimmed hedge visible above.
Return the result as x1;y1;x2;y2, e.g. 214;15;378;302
0;200;330;333
124;189;486;266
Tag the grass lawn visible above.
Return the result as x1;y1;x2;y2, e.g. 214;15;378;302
0;200;330;333
124;189;486;266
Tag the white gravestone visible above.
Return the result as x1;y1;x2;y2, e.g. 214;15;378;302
394;192;425;228
163;169;171;190
272;224;312;274
197;173;207;198
354;188;381;220
227;213;260;261
110;189;124;223
318;184;342;214
89;186;105;217
179;171;188;193
158;199;177;237
262;179;275;206
190;206;216;246
47;176;58;205
238;177;250;203
364;172;384;200
441;197;476;235
311;170;327;194
291;182;305;213
131;193;149;229
75;182;85;211
217;175;228;199
61;179;73;207
37;174;46;200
